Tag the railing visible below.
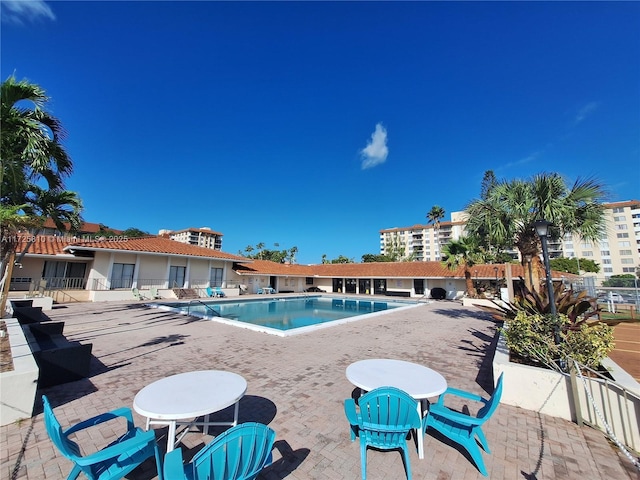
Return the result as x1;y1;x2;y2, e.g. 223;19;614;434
45;290;83;303
186;299;220;317
569;359;640;465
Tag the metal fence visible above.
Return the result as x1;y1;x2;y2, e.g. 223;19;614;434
569;359;640;464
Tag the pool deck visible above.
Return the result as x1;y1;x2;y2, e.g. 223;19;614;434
2;299;639;480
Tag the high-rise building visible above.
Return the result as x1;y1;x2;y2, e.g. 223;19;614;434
380;200;640;278
159;227;223;250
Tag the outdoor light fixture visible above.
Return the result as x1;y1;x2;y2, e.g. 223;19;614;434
534;219;560;345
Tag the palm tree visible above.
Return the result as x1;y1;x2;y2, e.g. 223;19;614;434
441;236;481;297
256;242;265;259
1;75;83;312
426;205;445;260
464;173;607;293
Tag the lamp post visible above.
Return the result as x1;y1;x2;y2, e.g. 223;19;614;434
534;219;560;345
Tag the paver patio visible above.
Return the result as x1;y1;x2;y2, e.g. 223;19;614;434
1;299;638;479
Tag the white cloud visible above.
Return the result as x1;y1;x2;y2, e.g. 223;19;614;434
360;123;388;169
574;101;600;124
1;0;55;25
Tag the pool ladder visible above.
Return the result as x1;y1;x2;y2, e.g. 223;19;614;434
186;299;221;317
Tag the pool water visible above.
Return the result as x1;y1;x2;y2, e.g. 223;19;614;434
154;295;419;336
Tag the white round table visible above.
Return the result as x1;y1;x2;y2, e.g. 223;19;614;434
346;359;447;459
133;370;247;451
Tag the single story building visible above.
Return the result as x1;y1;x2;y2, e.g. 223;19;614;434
6;235;569;303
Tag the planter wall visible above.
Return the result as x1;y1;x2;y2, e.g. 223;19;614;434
492;331;640;452
0;317;38;426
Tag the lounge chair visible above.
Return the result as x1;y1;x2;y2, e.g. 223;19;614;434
214;286;226;297
423;373;504;476
206;287;215;297
149;287;161;299
344;386;421;480
132;288;143;300
42;395;164;480
164;422;275;480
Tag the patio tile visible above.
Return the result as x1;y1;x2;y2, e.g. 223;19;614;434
1;300;638;479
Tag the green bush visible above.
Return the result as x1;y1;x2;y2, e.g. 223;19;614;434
502;311;614;370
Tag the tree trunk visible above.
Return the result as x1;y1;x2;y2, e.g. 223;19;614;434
0;252;16;316
464;270;475;298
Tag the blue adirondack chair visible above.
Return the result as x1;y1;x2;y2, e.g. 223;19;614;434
214;287;226;297
423;373;504;476
164;422;276;480
344;386;421;480
42;395;163;480
206;287;215;297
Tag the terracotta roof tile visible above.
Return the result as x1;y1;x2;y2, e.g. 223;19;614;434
17;235;246;261
17;236;572;280
234;260;571;280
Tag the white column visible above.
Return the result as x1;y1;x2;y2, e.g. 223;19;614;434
105;252;115;290
184;258;191;288
164;258;171;289
132;255;141;289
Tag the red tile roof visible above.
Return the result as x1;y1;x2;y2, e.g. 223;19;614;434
40;218;125;234
234;260;572;280
17;236;573;280
17;235;247;261
604;200;640;209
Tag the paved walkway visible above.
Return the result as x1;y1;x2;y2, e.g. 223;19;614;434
2;300;639;480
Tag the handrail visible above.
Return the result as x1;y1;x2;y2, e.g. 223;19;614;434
569;358;640;467
186;299;220;317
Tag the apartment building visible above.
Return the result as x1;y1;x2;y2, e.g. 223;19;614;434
563;200;640;278
379;211;467;262
159;227;223;250
380;200;640;278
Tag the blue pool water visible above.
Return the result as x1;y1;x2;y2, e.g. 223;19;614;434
154;295;418;335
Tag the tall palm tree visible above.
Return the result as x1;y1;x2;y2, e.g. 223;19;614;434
427;205;445;261
1;75;83;312
464;173;607;293
441;236;481;297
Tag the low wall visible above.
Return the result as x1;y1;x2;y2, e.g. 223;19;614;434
492;331;640;451
0;317;39;426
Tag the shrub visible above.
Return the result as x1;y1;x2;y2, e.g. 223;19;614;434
502;311;614;370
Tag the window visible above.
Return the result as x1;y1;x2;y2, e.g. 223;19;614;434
604;267;613;273
210;268;223;287
306;277;314;285
617;233;629;238
621;258;634;264
623;267;636;273
616;224;628;230
169;266;186;288
602;259;611;264
565;243;573;249
111;263;134;289
612;207;624;213
614;215;626;222
583;251;593;257
619;250;632;255
600;250;610;256
618;241;631;247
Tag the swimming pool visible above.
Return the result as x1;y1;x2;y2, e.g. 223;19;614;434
153;295;421;336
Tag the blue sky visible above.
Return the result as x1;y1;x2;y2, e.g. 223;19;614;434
2;1;639;264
